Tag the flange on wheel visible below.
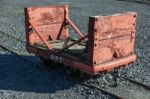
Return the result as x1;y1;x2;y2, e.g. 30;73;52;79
64;66;88;82
40;57;55;69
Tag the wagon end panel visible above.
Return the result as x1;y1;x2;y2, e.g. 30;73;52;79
87;12;137;66
24;5;69;45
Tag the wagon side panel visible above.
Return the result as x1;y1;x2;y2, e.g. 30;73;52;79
87;12;137;66
25;5;69;45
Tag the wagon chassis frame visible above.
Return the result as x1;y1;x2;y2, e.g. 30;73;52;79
25;5;136;75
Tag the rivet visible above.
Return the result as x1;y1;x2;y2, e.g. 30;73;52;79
133;14;136;18
95;18;98;22
94;29;97;32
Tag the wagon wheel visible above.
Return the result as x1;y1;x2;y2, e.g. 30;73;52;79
64;66;89;82
40;57;55;69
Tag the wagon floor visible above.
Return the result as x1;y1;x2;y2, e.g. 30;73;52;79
33;39;87;62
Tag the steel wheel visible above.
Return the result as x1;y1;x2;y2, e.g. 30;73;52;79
64;66;89;82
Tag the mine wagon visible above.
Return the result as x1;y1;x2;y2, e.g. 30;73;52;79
24;5;136;75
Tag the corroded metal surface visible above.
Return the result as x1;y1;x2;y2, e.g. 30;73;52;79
25;5;69;45
87;12;137;66
25;5;137;75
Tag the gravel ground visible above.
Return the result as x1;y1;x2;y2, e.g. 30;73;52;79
0;0;150;99
0;47;112;99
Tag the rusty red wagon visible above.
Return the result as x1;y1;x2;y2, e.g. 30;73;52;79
24;5;137;75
